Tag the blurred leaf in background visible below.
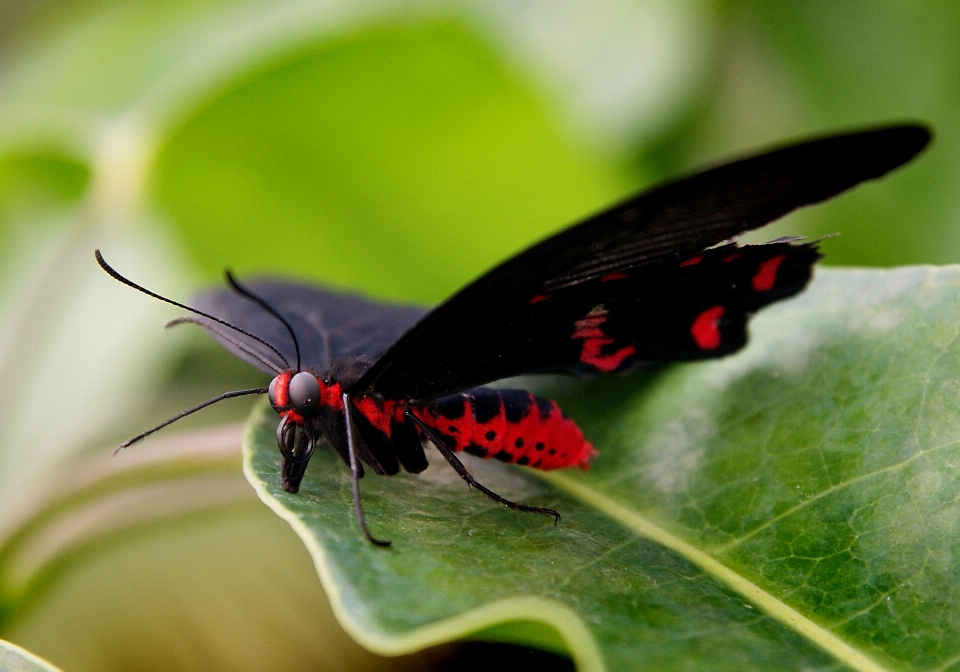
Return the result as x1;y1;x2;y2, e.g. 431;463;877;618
0;1;956;671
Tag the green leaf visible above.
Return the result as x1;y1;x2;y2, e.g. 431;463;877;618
245;266;960;671
0;638;62;672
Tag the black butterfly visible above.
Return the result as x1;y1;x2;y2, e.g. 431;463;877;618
97;124;930;546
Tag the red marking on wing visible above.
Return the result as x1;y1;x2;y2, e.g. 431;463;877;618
529;294;552;304
572;311;607;339
722;253;740;263
579;338;636;372
601;272;628;282
691;306;726;350
752;254;786;291
680;256;703;267
572;307;636;372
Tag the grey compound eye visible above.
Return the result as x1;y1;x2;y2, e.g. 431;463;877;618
268;376;279;407
288;372;320;415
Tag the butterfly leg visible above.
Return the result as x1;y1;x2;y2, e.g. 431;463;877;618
407;411;560;525
342;393;391;547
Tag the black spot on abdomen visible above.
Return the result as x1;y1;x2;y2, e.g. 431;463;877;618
432;394;466;420
471;388;502;423
500;390;533;423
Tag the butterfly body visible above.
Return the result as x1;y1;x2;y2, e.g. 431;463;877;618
98;124;932;545
415;388;594;471
268;364;595;492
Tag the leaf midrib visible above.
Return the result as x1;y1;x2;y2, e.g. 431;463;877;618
542;471;889;672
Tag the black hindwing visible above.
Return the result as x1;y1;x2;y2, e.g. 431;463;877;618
188;280;427;374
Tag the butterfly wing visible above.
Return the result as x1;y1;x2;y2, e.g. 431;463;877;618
189;280;427;374
353;124;930;400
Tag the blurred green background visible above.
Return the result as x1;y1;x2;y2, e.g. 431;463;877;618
0;1;956;671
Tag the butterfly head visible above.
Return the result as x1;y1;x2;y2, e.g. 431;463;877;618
268;371;344;492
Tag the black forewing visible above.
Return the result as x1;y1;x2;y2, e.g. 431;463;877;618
189;280;427;374
353;124;930;400
476;241;823;376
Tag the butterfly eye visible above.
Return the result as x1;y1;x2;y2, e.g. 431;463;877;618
289;372;320;415
268;376;279;407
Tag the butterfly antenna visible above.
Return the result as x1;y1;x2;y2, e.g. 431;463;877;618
224;270;302;372
114;386;268;453
95;250;290;369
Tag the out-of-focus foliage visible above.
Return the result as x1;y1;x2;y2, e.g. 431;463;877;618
154;21;634;302
0;1;955;671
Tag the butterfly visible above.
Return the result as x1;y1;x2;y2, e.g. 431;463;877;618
97;124;930;546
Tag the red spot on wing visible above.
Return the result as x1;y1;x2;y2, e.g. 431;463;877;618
752;254;786;292
722;253;740;263
680;256;703;267
579;339;636;372
572;307;636;372
691;306;726;350
529;294;552;304
601;272;628;282
572;311;607;339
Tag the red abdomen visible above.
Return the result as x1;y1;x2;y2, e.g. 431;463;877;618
414;388;596;470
